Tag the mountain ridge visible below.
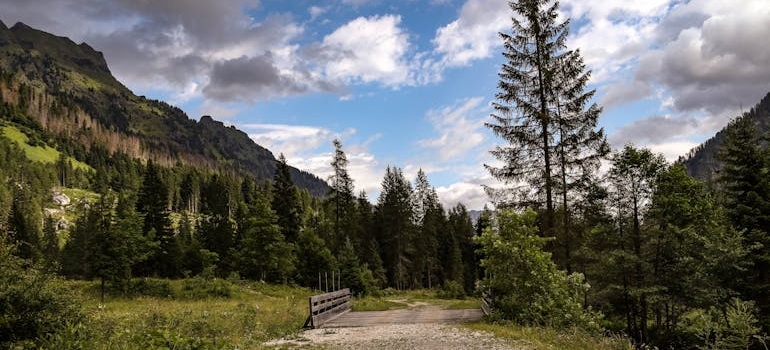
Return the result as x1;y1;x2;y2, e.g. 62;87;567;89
680;91;770;182
0;21;329;196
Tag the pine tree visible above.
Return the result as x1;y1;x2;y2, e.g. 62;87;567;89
272;154;303;243
718;115;770;323
135;160;177;277
411;169;441;288
327;139;356;251
375;166;415;289
235;191;295;283
485;0;607;247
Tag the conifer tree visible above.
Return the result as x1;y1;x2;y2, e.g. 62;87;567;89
375;166;414;289
718;115;770;322
136;160;177;277
327;139;356;251
411;169;442;288
272;154;303;243
486;0;607;247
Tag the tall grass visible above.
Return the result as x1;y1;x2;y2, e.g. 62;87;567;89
41;279;313;349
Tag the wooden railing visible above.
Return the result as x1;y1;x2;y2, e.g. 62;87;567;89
303;288;352;328
481;292;493;316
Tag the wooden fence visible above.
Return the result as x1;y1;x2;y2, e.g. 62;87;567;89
303;288;351;328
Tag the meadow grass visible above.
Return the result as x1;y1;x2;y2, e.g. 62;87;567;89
59;279;314;350
351;289;481;311
1;125;92;171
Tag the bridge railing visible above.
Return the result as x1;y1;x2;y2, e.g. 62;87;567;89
303;288;351;328
481;291;493;316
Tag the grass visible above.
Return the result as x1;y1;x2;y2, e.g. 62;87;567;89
0;125;92;171
351;289;481;311
37;282;635;349
464;322;633;350
56;279;314;350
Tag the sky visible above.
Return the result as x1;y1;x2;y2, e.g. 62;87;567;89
2;0;769;210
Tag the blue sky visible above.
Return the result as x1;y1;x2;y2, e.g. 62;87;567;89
2;0;770;209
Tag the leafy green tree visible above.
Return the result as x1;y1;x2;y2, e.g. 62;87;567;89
477;209;595;328
644;165;747;342
607;145;665;343
272;154;303;243
0;235;83;347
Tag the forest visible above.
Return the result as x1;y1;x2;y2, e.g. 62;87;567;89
2;0;770;349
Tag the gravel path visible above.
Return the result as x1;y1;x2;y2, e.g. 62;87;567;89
264;324;523;349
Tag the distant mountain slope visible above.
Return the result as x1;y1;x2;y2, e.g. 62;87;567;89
0;21;329;196
681;92;770;182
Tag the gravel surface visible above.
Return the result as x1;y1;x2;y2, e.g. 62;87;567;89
264;324;523;349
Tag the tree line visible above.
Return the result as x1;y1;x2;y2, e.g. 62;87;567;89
1;111;480;297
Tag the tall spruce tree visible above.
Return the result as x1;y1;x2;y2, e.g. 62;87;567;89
136;160;177;277
272;154;303;243
327;139;356;251
485;0;607;246
375;166;414;289
412;169;441;288
718;115;770;324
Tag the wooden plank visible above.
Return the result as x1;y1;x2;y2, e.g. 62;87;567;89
321;308;484;328
310;288;350;304
481;298;492;316
305;288;352;328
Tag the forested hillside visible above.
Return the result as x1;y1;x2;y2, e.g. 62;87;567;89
681;92;770;182
0;20;328;196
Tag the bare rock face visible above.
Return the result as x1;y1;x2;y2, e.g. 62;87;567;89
53;191;71;206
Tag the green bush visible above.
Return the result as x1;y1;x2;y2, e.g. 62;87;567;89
477;209;599;330
438;280;466;299
0;237;84;347
127;278;173;298
179;276;232;299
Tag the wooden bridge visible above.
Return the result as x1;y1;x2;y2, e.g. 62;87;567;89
304;288;486;329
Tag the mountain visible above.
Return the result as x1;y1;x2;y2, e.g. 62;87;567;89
680;92;770;182
0;21;329;196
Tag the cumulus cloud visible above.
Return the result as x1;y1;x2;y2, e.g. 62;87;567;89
308;15;413;87
419;97;488;161
608;115;699;147
242;124;339;160
635;0;770;116
432;0;509;67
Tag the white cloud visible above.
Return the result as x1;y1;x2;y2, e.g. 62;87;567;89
243;124;337;159
315;15;412;86
647;141;699;162
419;97;488;161
308;6;327;21
432;0;509;67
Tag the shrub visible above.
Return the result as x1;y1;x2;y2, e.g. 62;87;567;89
477;209;599;330
127;278;173;298
179;276;232;299
438;280;466;299
0;237;84;347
